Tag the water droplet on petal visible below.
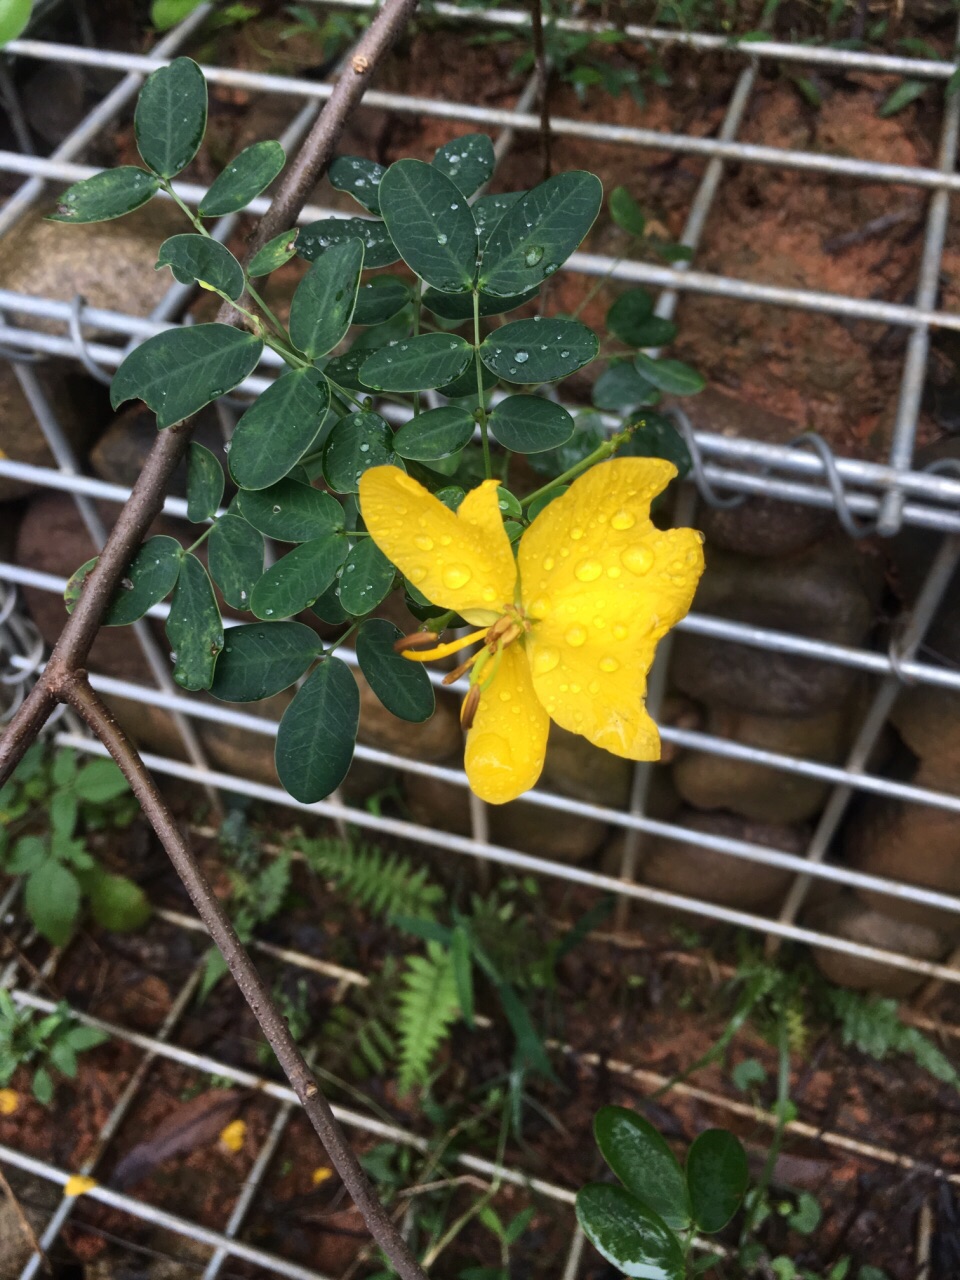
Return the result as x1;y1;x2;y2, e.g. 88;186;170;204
599;656;620;673
409;566;427;583
613;623;628;640
482;586;496;602
543;557;555;571
532;646;560;675
414;534;434;551
565;626;587;647
442;563;471;589
574;559;603;583
570;526;583;541
621;545;653;576
611;510;636;531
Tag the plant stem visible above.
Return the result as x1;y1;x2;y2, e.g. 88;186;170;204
246;281;291;342
520;426;633;509
412;278;422;417
473;290;492;478
530;0;552;181
162;180;209;235
184;523;217;556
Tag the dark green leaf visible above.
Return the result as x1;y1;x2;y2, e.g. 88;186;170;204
496;983;557;1082
592;361;658;411
88;872;151;932
199;140;285;216
438;359;497;398
228;368;330;490
606;289;653;343
378;158;479;293
393;406;475;461
74;759;129;804
478;171;602;297
329;154;385;214
623;317;678;349
275;658;359;802
619;412;691;478
353;276;411;326
489;396;574;453
360;333;472;392
526;486;566;520
298;217;399;269
495;486;522;519
186;443;224;522
290;239;364;359
324;346;374;392
451;924;475;1028
237;478;344;542
64;535;182;626
49;167;159;224
481;317;597;383
609;185;647;236
633;353;705;396
248;227;299;277
880;79;928;117
311;580;350;624
32;1067;54;1105
156;234;244;299
472;190;526;244
250;535;348;620
26;861;80;946
210;621;322;702
134;56;207;178
8;836;48;874
207;512;263;609
338;538;395;615
166;554;224;690
111;325;263;429
432;133;495;196
322;411;398;493
594;1105;690;1230
422;284;538;321
686;1130;748;1233
576;1183;685;1280
50;791;78;840
64;1025;109;1052
355;618;435;723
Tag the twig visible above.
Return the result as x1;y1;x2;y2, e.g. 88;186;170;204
0;1159;52;1275
530;0;552;181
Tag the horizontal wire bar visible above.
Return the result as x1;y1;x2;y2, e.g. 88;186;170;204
48;733;960;982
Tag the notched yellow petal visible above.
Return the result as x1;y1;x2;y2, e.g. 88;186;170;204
358;467;516;619
464;643;549;805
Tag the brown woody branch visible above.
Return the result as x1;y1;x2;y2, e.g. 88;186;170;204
0;4;428;1277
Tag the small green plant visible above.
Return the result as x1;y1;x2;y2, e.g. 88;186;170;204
0;990;108;1104
0;744;148;945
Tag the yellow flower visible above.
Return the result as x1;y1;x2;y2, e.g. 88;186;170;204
0;1088;19;1116
64;1175;98;1197
358;458;704;805
219;1119;246;1152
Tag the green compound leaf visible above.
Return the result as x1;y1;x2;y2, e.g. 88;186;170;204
49;167;160;224
298;216;399;269
624;317;678;349
432;133;495;197
311;580;350;625
329;154;386;214
438;359;497;398
228;368;330;490
199;140;285;216
594;1105;690;1230
393;405;475;461
186;442;224;522
111;325;263;429
576;1184;685;1280
356;618;435;723
633;353;705;396
73;759;129;803
473;190;526;244
322;411;400;493
323;346;373;392
156;233;244;299
488;396;574;453
237;478;344;542
609;185;647;237
275;658;359;803
134;56;207;178
64;535;183;626
480;318;598;384
290;239;364;359
360;333;472;392
607;289;655;344
378;158;479;293
422;284;538;321
26;861;81;946
166;553;224;690
353;276;411;326
248;227;299;277
250;535;348;620
478;171;602;297
88;872;151;932
592;360;658;412
619;412;691;478
210;621;322;702
338;538;395;616
207;512;263;610
685;1130;748;1234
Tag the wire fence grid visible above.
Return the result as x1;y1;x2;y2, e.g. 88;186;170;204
2;1;960;1275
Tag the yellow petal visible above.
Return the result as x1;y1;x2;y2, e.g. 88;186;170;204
0;1088;19;1116
312;1166;334;1186
464;643;549;804
64;1175;98;1197
358;468;516;625
519;458;704;759
219;1119;246;1152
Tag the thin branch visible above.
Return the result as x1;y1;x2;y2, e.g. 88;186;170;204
64;677;426;1280
530;0;552;181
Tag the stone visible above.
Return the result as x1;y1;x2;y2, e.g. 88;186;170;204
671;537;882;716
200;691;292;787
540;724;634;809
90;403;229;497
672;703;852;824
0;359;108;501
637;809;805;910
890;685;960;791
806;894;950;998
846;791;960;933
356;671;463;764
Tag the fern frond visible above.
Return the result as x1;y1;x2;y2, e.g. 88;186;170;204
324;1002;397;1080
299;836;443;922
396;941;460;1094
257;851;292;922
828;989;960;1087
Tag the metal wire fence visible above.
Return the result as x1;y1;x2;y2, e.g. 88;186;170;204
2;1;960;1274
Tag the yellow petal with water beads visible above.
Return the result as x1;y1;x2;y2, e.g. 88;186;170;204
464;641;550;804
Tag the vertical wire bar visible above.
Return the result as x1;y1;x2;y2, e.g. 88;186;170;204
876;16;960;536
773;531;960;941
0;61;34;153
561;1224;585;1280
19;963;206;1280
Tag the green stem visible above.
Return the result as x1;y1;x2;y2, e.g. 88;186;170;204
412;279;422;418
246;281;289;341
740;1014;791;1258
184;521;218;556
323;621;360;657
264;334;311;371
473;290;492;479
520;424;634;510
162;180;209;235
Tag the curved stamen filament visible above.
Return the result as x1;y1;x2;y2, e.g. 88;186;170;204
398;627;489;663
